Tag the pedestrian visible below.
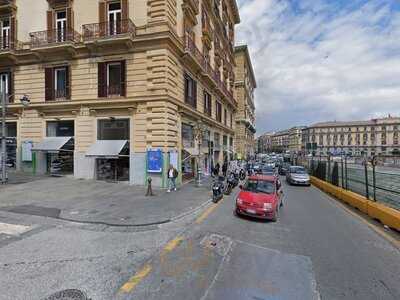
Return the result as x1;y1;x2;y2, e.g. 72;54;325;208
167;164;178;192
222;160;228;177
215;162;220;176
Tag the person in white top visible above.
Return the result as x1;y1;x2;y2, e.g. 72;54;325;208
167;164;178;192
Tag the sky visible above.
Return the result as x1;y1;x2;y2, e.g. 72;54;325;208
235;0;400;135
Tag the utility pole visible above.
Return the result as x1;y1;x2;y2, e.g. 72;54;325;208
1;78;7;184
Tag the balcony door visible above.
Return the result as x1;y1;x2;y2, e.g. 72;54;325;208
56;10;67;42
54;67;67;99
108;2;122;35
0;18;10;49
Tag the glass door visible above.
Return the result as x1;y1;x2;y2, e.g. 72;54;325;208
108;2;122;35
56;11;67;42
0;19;10;49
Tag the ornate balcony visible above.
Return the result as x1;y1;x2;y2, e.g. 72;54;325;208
183;33;205;71
0;0;16;14
0;36;21;64
82;19;136;50
201;11;213;48
30;28;81;49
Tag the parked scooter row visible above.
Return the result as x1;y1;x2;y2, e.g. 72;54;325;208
212;168;246;203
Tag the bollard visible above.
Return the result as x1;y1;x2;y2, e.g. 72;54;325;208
146;177;154;196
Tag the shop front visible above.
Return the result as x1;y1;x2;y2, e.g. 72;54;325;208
85;118;130;182
32;121;75;176
0;122;17;169
182;123;195;180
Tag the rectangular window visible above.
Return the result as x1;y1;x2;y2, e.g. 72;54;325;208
108;2;122;35
98;119;130;140
0;18;10;49
214;132;220;147
182;123;194;148
216;101;222;122
47;121;74;137
184;74;197;109
203;91;212;116
98;61;126;97
230;112;233;128
45;66;70;101
224;108;227;125
56;10;67;42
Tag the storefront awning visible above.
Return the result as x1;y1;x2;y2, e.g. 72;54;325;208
32;137;73;152
86;140;128;158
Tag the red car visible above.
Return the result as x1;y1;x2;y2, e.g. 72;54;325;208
235;175;283;222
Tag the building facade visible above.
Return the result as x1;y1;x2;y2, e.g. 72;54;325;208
0;0;240;186
302;117;400;157
288;126;304;153
234;45;256;160
257;132;273;153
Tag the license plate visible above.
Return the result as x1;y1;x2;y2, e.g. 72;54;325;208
246;209;256;214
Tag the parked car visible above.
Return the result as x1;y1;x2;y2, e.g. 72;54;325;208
286;166;310;186
235;175;283;222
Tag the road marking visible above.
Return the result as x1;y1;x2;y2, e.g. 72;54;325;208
0;222;31;235
119;264;152;293
196;201;221;224
163;236;184;252
321;191;400;251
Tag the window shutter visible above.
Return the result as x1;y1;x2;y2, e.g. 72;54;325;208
122;0;129;20
67;7;73;30
10;17;16;49
120;60;126;97
45;67;54;101
184;75;188;103
47;10;54;42
8;72;13;103
65;66;71;99
193;80;197;108
98;62;106;98
99;1;106;36
203;92;207;113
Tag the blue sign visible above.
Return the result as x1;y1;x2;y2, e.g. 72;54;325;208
147;149;163;173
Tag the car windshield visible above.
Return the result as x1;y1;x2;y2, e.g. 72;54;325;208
290;167;307;174
244;180;275;194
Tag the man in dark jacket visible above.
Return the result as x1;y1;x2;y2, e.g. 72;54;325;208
222;161;228;177
167;164;178;192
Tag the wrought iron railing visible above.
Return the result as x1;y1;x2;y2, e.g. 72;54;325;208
30;28;81;47
0;36;20;52
98;84;124;97
82;19;136;41
184;33;205;68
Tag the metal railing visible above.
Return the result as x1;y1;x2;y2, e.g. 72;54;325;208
0;36;20;52
82;19;136;41
301;155;400;211
184;33;205;68
30;28;81;47
98;84;124;97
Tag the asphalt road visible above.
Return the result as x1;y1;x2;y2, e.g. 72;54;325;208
0;178;399;299
121;179;400;300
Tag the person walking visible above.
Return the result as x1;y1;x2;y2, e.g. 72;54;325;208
215;162;220;177
222;160;228;177
167;164;178;192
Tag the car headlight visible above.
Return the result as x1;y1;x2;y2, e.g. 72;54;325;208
263;203;273;211
236;198;243;205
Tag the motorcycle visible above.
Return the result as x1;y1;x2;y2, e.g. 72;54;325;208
224;172;236;195
212;176;225;203
239;169;246;181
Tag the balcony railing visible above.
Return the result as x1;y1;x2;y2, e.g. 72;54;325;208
82;19;136;41
0;36;19;52
30;28;81;48
98;84;125;97
184;33;205;68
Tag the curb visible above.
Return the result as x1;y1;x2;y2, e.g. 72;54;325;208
311;176;400;231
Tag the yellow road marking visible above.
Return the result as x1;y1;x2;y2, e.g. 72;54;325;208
196;202;221;224
119;264;152;293
164;236;184;252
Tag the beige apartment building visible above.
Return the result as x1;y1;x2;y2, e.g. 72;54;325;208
0;0;240;186
234;45;256;160
302;117;400;156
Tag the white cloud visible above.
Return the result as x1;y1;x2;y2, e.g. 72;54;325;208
236;0;400;134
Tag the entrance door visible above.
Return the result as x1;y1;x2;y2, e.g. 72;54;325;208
56;10;67;42
108;2;122;35
0;18;10;49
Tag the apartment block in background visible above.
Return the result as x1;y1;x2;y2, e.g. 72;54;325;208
234;45;256;160
0;0;240;186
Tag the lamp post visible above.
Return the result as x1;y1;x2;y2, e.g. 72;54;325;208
194;120;207;187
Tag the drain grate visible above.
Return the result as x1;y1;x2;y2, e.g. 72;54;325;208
44;289;89;300
200;233;232;256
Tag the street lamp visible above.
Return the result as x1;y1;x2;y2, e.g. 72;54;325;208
193;120;207;187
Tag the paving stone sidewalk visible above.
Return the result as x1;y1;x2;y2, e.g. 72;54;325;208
0;174;213;226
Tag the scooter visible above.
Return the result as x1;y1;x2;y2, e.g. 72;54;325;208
224;172;236;195
239;169;246;181
212;176;225;203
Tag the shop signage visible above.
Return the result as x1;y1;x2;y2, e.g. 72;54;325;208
147;149;163;173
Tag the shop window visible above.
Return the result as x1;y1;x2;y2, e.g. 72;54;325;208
98;119;130;140
45;66;70;100
98;61;126;97
182;123;194;148
47;120;74;137
184;73;197;109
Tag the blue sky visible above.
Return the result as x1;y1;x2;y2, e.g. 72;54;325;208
235;0;400;135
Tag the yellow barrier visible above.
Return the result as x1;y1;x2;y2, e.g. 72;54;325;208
310;176;400;231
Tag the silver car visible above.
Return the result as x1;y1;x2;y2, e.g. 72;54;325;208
286;166;310;186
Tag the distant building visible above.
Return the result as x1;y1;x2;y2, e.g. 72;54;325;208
302;117;400;156
257;127;305;154
257;132;274;153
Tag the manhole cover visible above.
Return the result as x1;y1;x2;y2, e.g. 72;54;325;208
200;233;232;256
44;289;89;300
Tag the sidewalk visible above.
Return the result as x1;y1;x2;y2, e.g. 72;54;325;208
0;174;213;226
